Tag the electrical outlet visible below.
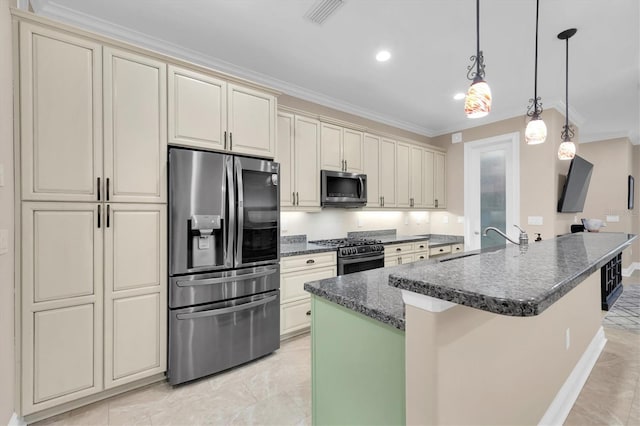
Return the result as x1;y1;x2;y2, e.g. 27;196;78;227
404;216;409;226
565;328;571;350
0;229;8;255
357;217;363;228
281;219;288;232
442;215;449;224
457;216;464;224
606;215;620;223
527;216;543;226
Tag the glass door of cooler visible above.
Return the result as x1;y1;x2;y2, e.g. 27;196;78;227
235;157;280;267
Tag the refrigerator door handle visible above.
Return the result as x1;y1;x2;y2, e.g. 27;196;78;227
176;294;277;320
225;156;235;268
176;268;278;287
235;157;244;267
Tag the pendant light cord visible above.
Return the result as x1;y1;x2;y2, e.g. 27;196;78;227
476;0;481;77
533;0;539;108
565;37;569;132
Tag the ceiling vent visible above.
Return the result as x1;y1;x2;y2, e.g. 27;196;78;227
304;0;344;25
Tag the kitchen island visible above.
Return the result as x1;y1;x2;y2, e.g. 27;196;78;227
304;232;636;425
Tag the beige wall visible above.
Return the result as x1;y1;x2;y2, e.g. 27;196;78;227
579;138;635;267
0;0;15;422
429;109;585;241
633;146;640;264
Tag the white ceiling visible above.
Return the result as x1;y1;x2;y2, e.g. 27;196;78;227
29;0;640;144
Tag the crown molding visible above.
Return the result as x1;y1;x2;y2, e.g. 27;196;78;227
578;130;634;145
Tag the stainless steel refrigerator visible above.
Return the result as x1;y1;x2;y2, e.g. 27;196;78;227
168;147;280;385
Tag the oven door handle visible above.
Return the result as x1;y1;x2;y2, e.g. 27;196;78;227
339;254;385;265
176;294;278;320
176;268;278;287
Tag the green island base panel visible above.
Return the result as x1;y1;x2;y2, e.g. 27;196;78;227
311;295;405;425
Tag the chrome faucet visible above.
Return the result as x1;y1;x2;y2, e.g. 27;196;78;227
483;225;529;246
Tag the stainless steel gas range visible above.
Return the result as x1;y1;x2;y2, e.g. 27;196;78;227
310;238;385;275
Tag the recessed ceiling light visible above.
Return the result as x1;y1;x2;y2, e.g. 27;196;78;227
376;50;391;62
453;93;466;100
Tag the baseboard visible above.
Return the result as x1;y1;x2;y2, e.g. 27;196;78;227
538;327;607;426
8;413;26;426
622;262;639;277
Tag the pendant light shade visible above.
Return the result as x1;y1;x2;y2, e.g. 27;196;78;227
557;28;577;160
465;0;491;118
525;118;547;145
525;0;546;145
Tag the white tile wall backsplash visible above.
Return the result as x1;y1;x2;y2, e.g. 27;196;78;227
280;210;432;240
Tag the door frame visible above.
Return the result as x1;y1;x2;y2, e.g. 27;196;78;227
463;132;520;251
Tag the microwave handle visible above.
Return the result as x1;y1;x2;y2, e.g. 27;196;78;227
358;176;364;198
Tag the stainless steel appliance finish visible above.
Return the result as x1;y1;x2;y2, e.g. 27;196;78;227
168;147;281;385
321;170;367;207
311;238;384;275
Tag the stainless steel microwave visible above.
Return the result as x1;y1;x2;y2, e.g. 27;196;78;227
321;170;367;207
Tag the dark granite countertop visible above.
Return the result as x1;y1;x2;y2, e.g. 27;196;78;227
427;234;465;247
280;235;336;257
389;232;636;317
304;260;437;331
347;230;463;247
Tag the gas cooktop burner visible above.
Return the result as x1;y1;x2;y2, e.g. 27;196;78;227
310;238;385;257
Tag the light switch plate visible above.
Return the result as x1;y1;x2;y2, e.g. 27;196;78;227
606;215;620;223
457;216;464;224
0;229;8;255
442;215;449;224
528;216;543;226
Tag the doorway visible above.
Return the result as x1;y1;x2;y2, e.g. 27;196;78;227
464;132;520;251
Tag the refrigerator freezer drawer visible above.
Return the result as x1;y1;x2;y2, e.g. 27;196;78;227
168;290;280;385
169;264;280;309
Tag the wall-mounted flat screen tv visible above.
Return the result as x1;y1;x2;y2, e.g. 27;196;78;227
558;155;594;213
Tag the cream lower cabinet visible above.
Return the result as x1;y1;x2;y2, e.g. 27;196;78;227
277;112;321;208
280;252;336;336
21;202;166;415
430;243;463;258
384;241;429;267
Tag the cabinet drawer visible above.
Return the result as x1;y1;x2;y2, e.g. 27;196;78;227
429;245;452;256
281;252;336;272
281;266;336;303
412;241;429;252
281;299;312;335
385;254;414;265
414;252;429;262
385;243;413;255
451;244;464;254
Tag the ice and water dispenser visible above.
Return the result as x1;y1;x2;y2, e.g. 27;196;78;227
188;214;223;268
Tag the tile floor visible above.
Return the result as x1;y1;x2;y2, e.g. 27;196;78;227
35;281;640;426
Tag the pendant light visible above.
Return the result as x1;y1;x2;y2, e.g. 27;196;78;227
524;0;547;145
557;28;577;160
464;0;491;118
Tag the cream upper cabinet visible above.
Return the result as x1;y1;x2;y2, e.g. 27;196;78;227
294;115;321;207
320;123;343;171
435;152;447;209
320;124;363;173
277;112;321;208
20;23;103;202
423;150;436;208
363;133;380;208
379;138;396;207
104;204;167;389
104;47;167;204
277;112;294;207
342;129;364;173
228;83;276;158
168;65;227;151
21;202;104;414
410;146;424;208
396;142;411;208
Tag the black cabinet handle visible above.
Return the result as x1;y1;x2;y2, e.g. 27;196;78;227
230;132;233;151
106;178;110;201
106;205;111;228
419;245;425;249
97;205;101;228
439;248;444;252
97;177;101;201
306;259;315;264
224;131;227;150
306;310;311;316
396;248;401;252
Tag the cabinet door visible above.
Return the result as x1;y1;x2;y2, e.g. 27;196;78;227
396;142;411;208
168;65;227;151
295;115;321;207
379;138;396;207
228;83;276;158
104;47;167;203
281;266;336;303
320;123;343;171
20;23;103;202
21;202;103;414
104;204;167;388
277;112;295;207
410;146;424;207
363;134;380;208
343;129;364;173
423;150;436;208
435;152;447;209
281;299;312;335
